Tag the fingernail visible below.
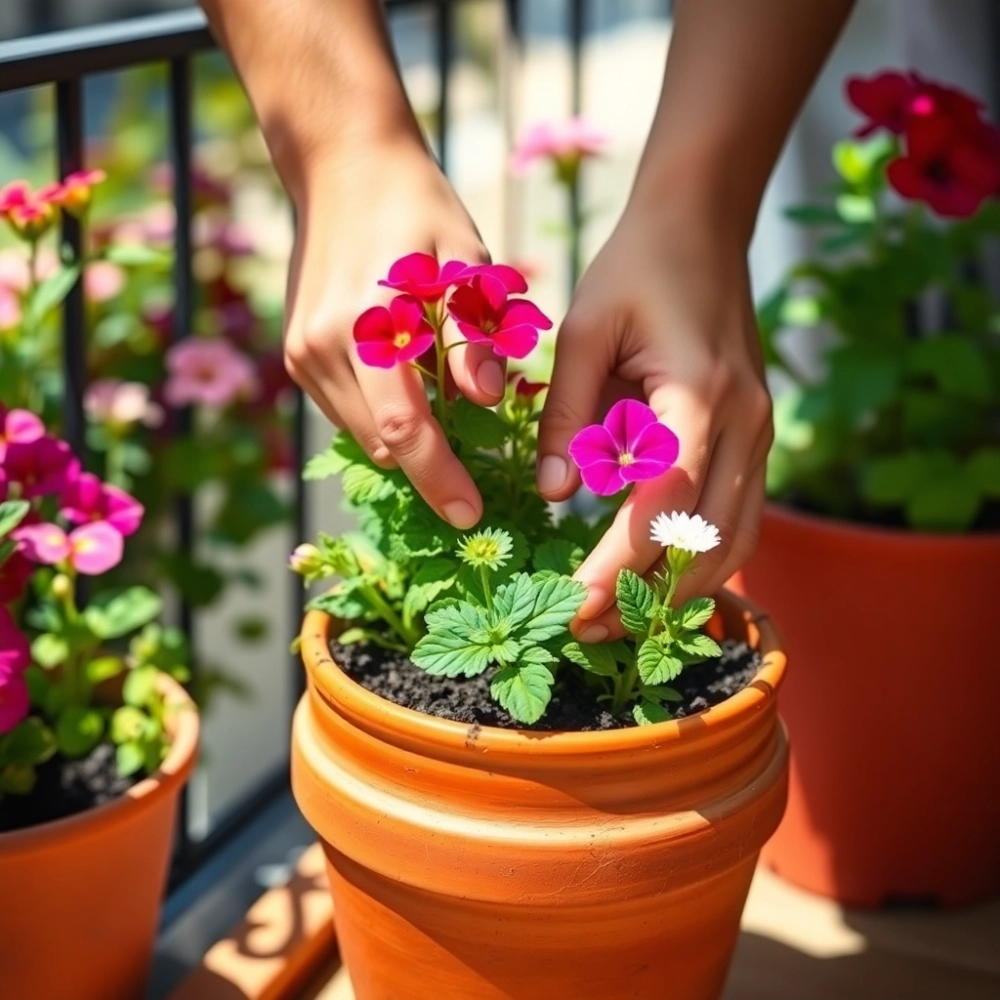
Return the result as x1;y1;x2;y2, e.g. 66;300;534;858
477;360;504;398
443;500;480;530
537;455;568;495
578;623;609;644
577;583;610;620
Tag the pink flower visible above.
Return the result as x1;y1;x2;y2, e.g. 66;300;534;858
194;213;255;256
0;606;30;734
84;379;163;429
353;295;435;368
509;118;609;177
446;275;552;359
0;287;21;330
39;169;106;215
0;182;32;217
60;472;144;537
84;261;126;302
377;254;529;302
164;337;258;408
0;249;31;293
14;520;123;575
1;435;79;499
0;406;44;463
568;399;679;496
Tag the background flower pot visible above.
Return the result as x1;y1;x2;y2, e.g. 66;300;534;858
0;675;198;1000
292;590;787;1000
738;504;1000;908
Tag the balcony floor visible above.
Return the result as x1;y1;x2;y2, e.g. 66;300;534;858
301;865;1000;1000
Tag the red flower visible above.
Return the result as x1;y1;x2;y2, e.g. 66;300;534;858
509;373;548;399
1;436;80;500
908;75;983;130
353;295;436;369
378;254;528;303
39;169;106;215
888;113;1000;217
446;275;552;360
846;71;918;136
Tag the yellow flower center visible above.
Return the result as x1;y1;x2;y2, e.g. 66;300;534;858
619;451;635;466
393;331;412;349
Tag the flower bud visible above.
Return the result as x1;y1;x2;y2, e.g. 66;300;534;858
51;573;72;600
289;543;323;577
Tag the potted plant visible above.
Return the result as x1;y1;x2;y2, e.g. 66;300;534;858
0;179;199;1000
740;69;1000;907
290;256;788;999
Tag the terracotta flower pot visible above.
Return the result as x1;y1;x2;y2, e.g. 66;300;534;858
0;675;198;1000
737;504;1000;908
293;590;787;1000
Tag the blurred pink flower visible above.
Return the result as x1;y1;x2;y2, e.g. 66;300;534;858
509;118;609;178
164;337;258;408
39;168;106;215
61;472;144;537
14;520;123;575
194;214;255;256
0;605;30;734
0;249;30;293
0;287;21;330
84;261;126;303
84;378;164;429
0;406;46;463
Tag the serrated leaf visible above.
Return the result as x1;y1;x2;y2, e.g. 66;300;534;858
678;597;715;630
56;706;105;758
303;450;347;481
342;464;398;505
116;741;146;777
31;633;69;669
636;637;684;685
493;573;536;624
517;575;587;642
633;700;672;726
674;633;722;660
968;448;1000;497
0;499;30;540
616;570;655;636
402;557;457;618
411;630;494;677
308;582;368;620
520;646;557;666
453;397;508;449
561;640;618;677
490;662;553;724
533;539;584;575
84;587;162;640
641;684;683;703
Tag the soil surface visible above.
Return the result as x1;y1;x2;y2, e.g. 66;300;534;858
0;742;139;834
332;637;760;731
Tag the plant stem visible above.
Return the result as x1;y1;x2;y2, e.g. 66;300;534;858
479;565;493;612
360;582;417;648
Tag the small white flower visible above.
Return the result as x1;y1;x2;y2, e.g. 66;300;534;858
650;511;721;554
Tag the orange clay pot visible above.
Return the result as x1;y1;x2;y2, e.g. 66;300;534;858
292;589;788;1000
737;504;1000;908
0;674;198;1000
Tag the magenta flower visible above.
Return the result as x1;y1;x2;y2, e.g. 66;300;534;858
509;118;609;177
39;168;106;215
446;275;552;359
378;253;472;302
14;520;123;575
509;373;548;399
61;472;144;537
164;337;258;408
0;405;45;462
0;605;30;734
1;435;80;500
568;399;679;496
353;295;435;368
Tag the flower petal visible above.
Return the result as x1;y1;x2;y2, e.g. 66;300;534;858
490;324;538;359
14;523;71;564
0;672;29;734
4;409;44;445
352;305;394;344
579;459;627;496
356;340;402;368
602;399;658;455
388;293;429;332
69;521;124;575
382;252;439;288
632;420;680;470
501;298;553;332
568;423;619;468
395;330;437;363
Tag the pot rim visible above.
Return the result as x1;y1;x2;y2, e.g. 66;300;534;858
765;500;1000;546
0;672;198;854
300;587;785;757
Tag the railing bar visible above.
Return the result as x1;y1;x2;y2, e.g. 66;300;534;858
55;78;87;463
290;386;308;707
169;54;198;871
567;0;585;291
436;0;454;172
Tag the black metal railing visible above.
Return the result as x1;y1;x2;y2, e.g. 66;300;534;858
0;0;591;892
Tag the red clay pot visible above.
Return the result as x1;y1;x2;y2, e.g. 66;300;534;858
293;590;788;1000
737;504;1000;908
0;675;198;1000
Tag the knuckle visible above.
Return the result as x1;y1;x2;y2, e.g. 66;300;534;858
374;403;423;454
540;394;589;437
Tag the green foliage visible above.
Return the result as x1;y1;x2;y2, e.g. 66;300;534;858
615;570;655;636
764;122;1000;532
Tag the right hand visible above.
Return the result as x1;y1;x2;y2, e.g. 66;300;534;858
283;138;498;530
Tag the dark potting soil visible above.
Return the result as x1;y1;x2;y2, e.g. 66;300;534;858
0;742;139;834
332;638;760;731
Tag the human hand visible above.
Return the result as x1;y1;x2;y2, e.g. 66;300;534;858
283;138;500;530
536;198;773;642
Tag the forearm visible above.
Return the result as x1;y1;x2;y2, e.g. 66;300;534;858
633;0;856;245
198;0;424;202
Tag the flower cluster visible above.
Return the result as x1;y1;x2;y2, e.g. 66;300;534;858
0;171;105;241
847;70;1000;217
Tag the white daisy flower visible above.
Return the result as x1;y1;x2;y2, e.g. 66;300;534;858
650;511;721;554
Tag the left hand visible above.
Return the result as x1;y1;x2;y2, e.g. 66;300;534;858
536;195;773;643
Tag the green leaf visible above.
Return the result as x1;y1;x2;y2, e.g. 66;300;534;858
163;438;218;491
123;665;159;708
827;344;902;424
636;637;684;685
968;448;1000;497
782;204;841;226
633;700;672;726
402;558;457;618
85;587;162;639
412;603;495;677
86;656;125;685
490;662;553;724
616;570;655;636
116;741;146;777
0;718;56;767
0;499;30;540
678;597;715;631
303;450;347;481
104;243;170;267
308;583;369;621
641;684;683;703
452;397;508;449
110;706;148;744
832;134;894;185
906;337;992;402
0;764;36;795
780;297;823;327
906;472;981;531
512;574;587;642
674;633;723;660
342;464;399;505
835;193;876;224
25;265;81;328
862;452;931;505
561;640;619;677
31;633;69;669
492;573;536;625
55;706;105;758
533;539;584;576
